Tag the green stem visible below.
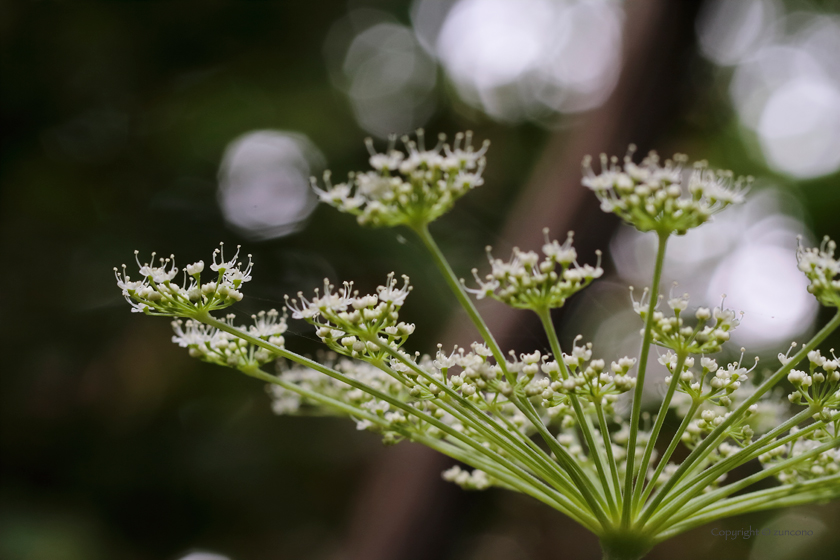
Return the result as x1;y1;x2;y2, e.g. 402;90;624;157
255;362;599;530
648;413;832;532
413;223;611;527
654;436;840;534
518;396;613;527
638;400;699;506
654;473;840;541
656;408;814;512
595;399;623;505
639;309;840;526
632;351;686;511
654;480;840;543
538;307;619;517
623;231;669;527
362;334;587;505
413;223;507;367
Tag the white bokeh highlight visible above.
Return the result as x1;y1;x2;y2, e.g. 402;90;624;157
418;0;623;121
697;0;780;66
218;130;324;239
700;3;840;178
324;11;437;138
178;553;231;560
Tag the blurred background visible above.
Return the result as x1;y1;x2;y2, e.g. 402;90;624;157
2;1;840;559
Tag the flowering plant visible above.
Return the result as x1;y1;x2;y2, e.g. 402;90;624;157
115;132;840;560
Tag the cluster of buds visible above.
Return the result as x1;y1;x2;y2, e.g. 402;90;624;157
759;426;840;484
171;310;286;369
797;236;840;307
537;337;636;413
672;352;763;448
441;465;493;490
467;229;603;310
285;273;415;362
683;402;761;448
437;346;560;436
632;289;741;355
312;130;488;228
665;351;758;408
786;349;840;414
581;148;748;235
115;243;253;316
437;343;507;401
420;345;578;436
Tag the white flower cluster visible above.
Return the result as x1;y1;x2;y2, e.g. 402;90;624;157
760;425;840;484
468;229;603;310
538;337;637;414
269;351;534;450
797;236;840;307
683;404;761;449
285;273;415;362
662;351;764;449
582;148;748;235
436;343;506;398
787;349;840;415
664;352;758;410
633;290;741;355
312;131;489;228
269;355;453;445
441;465;493;490
171;310;286;368
115;243;252;316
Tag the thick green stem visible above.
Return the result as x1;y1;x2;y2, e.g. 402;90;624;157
622;231;669;527
600;533;652;560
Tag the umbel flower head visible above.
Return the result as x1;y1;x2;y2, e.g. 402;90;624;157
114;243;252;316
582;147;749;235
467;229;603;310
312;130;489;228
171;309;287;368
786;349;840;412
797;236;840;307
632;289;742;355
113;130;840;560
285;273;415;361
